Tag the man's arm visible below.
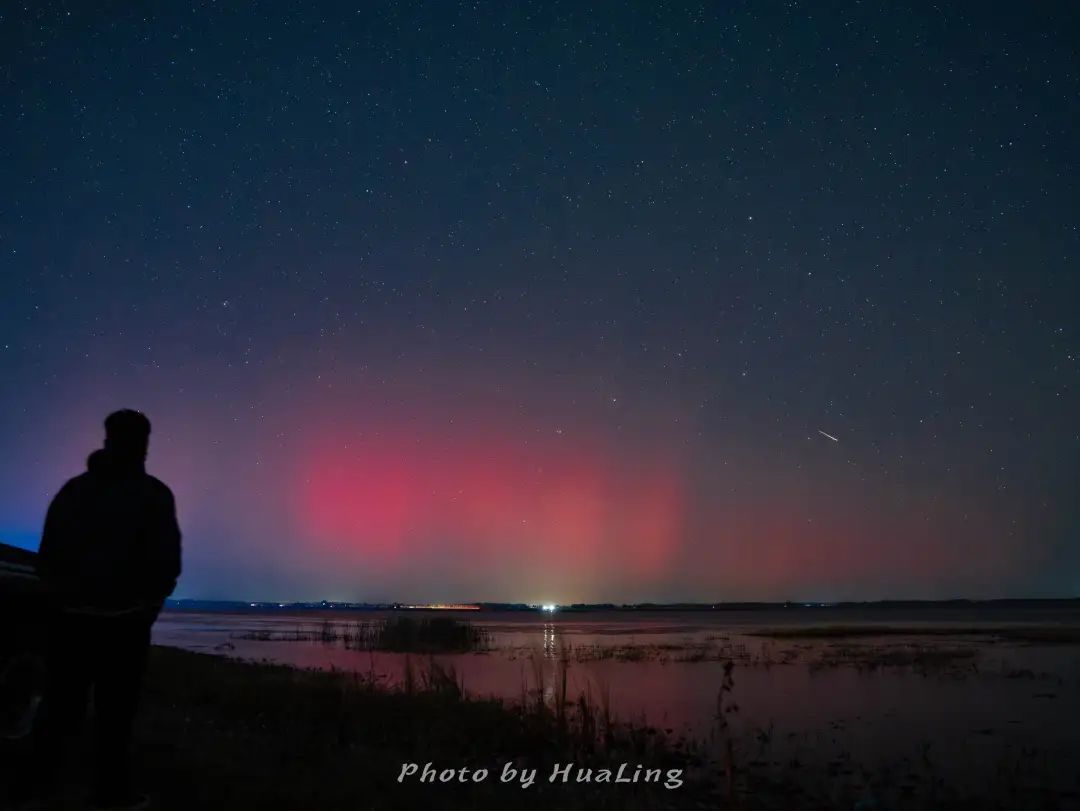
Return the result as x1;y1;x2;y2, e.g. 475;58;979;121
149;485;182;601
36;482;76;588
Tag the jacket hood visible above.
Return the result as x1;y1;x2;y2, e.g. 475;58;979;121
86;448;145;476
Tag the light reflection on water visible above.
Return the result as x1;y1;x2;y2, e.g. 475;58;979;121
543;621;556;658
154;608;1080;797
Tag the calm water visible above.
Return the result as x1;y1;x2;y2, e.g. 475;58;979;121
155;607;1080;801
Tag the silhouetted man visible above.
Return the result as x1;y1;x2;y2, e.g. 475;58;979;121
31;410;181;810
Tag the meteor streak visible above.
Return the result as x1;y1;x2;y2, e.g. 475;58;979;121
817;430;839;442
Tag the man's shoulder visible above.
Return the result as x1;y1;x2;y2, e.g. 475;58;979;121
47;472;95;511
57;472;92;494
143;474;176;500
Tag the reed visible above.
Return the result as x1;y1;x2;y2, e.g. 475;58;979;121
233;615;491;653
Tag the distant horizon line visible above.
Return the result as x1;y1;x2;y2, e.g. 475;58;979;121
165;596;1080;611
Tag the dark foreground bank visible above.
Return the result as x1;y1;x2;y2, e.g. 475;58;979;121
3;645;1073;810
1;646;724;811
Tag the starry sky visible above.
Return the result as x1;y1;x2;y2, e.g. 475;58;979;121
2;2;1077;603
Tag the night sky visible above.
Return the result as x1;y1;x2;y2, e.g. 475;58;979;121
2;2;1077;603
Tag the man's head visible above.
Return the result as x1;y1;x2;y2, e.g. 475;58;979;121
104;409;152;464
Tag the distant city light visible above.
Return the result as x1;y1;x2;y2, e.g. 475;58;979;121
541;603;558;613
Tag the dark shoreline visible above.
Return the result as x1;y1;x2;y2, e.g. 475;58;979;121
2;645;725;811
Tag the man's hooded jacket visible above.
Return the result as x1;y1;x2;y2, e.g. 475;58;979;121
37;448;181;612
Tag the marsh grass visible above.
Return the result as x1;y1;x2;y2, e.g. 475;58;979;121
234;615;491;653
370;615;491;653
714;660;738;801
0;646;711;811
749;624;1080;644
808;644;979;674
537;639;754;665
7;641;1059;810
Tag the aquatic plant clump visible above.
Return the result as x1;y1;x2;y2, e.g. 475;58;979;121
369;615;491;653
234;615;492;653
